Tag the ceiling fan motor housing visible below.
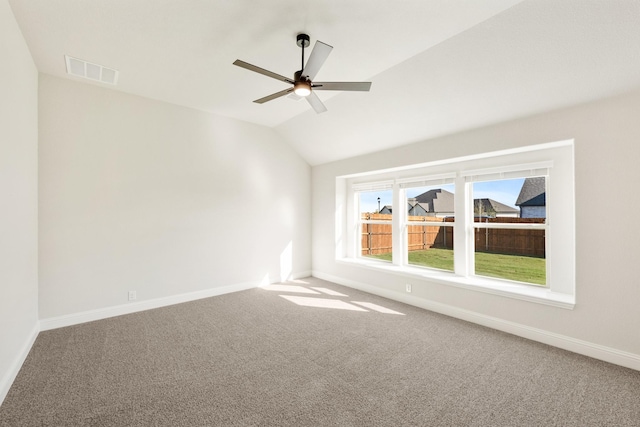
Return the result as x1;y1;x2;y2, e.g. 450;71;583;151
296;33;310;48
294;70;309;82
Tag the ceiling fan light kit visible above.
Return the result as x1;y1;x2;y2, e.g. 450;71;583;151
233;33;371;113
293;81;311;97
293;70;311;97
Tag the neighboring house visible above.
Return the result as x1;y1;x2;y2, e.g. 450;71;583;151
414;189;455;217
378;189;519;217
413;189;518;218
516;177;546;218
381;201;430;216
473;198;519;218
408;198;429;216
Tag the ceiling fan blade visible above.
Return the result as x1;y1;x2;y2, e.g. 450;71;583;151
287;93;303;101
254;88;294;104
233;60;294;84
302;41;333;80
306;92;327;114
312;82;372;91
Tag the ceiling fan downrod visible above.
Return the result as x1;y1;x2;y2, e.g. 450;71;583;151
296;33;310;77
294;33;312;96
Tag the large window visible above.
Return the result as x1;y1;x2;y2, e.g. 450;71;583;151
402;178;455;272
339;141;575;307
468;175;547;286
355;183;393;261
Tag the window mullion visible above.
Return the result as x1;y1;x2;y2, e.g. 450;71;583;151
345;187;357;259
392;183;406;267
454;176;472;277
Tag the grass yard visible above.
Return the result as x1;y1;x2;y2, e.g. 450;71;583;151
366;247;546;285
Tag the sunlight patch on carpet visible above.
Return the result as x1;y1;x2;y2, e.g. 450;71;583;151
279;295;368;311
310;287;349;297
351;301;405;315
263;285;321;294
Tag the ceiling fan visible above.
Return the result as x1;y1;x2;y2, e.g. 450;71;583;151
233;33;371;114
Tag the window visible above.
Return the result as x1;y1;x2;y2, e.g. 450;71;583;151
468;176;547;286
355;183;393;261
401;177;455;272
339;141;575;308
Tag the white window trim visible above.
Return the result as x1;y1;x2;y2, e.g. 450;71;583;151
465;166;550;287
339;140;575;309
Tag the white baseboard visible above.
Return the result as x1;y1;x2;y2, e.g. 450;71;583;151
2;274;313;405
40;280;264;331
312;270;640;372
291;270;312;280
40;272;314;331
0;322;39;406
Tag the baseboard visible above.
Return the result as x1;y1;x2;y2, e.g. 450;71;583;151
291;270;312;280
0;322;39;406
40;279;266;331
312;270;640;372
4;274;312;404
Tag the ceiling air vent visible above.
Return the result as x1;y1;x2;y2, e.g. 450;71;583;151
64;55;119;85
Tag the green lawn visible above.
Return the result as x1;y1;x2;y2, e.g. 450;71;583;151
366;248;546;285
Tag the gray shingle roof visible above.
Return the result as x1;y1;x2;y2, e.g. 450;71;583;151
516;177;546;207
414;189;517;216
474;198;518;214
374;189;519;216
414;189;455;213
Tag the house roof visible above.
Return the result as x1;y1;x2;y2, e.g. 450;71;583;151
415;189;455;213
413;189;517;215
516;177;546;207
474;199;519;214
413;203;430;212
8;1;640;165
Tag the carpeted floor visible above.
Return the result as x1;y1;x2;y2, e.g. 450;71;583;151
1;277;640;426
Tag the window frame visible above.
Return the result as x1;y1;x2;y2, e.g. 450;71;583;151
353;181;394;262
338;141;575;309
399;177;456;271
465;167;550;286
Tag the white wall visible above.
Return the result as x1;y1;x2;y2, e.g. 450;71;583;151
312;89;640;362
0;0;39;401
38;74;311;319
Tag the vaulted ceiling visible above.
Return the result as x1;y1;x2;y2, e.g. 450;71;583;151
9;0;640;165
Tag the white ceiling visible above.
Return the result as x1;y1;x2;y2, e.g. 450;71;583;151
9;0;640;165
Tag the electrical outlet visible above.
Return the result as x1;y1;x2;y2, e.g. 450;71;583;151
128;291;136;301
405;284;412;293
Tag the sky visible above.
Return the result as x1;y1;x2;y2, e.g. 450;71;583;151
359;178;526;213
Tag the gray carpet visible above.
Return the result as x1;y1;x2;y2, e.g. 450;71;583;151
1;277;640;426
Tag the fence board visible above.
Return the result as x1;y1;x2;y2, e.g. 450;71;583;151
361;214;545;257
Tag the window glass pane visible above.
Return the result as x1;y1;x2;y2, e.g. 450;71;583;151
405;184;455;271
473;233;546;285
472;177;546;285
472;177;546;219
359;190;392;261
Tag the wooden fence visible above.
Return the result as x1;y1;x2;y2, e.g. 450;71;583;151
361;214;545;257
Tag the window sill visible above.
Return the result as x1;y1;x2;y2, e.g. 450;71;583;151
337;257;575;309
